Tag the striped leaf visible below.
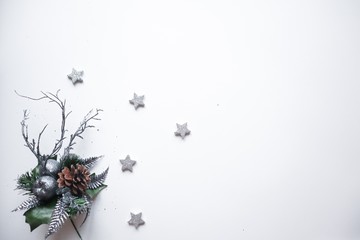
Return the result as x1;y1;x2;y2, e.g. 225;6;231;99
82;156;103;169
45;198;69;239
12;197;40;212
88;167;109;190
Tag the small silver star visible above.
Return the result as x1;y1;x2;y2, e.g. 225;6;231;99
128;212;145;229
67;68;84;85
174;123;191;139
129;93;145;109
120;155;136;172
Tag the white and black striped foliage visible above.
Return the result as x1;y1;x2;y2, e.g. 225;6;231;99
88;167;109;190
12;196;40;212
45;197;69;239
81;156;104;170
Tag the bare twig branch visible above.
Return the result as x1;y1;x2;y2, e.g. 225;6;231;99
21;110;38;159
15;90;47;101
45;91;67;159
64;109;102;155
17;90;101;161
16;90;69;160
37;124;48;156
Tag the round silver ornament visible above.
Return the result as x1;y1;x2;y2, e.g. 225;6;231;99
32;176;58;201
44;159;61;176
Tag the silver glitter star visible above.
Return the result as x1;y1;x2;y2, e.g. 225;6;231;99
174;123;191;139
120;155;136;172
129;93;145;110
67;68;84;85
128;212;145;229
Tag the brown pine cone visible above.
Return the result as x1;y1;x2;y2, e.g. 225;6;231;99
57;164;91;195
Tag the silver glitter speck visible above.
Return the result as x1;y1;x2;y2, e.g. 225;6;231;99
128;212;145;229
120;155;136;172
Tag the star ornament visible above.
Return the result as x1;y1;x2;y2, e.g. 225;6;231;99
120;155;136;172
129;93;145;110
174;123;191;139
128;212;145;229
67;68;84;85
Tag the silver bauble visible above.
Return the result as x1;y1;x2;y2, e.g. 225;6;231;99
32;176;58;201
44;159;61;176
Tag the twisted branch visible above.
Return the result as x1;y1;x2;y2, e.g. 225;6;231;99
64;109;102;156
16;90;70;161
20;110;38;159
16;90;102;161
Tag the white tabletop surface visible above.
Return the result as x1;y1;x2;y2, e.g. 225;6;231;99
1;0;360;239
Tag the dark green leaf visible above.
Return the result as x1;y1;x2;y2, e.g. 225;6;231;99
24;199;56;231
86;184;107;199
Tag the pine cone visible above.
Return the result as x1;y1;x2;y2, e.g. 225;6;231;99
57;164;91;195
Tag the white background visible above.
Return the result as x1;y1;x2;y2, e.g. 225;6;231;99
1;0;360;239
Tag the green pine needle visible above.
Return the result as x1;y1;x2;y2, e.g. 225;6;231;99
60;154;82;169
17;167;39;192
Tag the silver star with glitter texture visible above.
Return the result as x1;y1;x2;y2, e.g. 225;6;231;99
129;93;145;109
174;123;191;139
128;212;145;229
67;68;84;85
120;155;136;172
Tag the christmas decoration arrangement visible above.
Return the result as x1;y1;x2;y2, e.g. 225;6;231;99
12;91;108;239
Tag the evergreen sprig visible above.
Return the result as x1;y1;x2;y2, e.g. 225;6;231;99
66;196;91;216
60;154;82;169
16;168;39;192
